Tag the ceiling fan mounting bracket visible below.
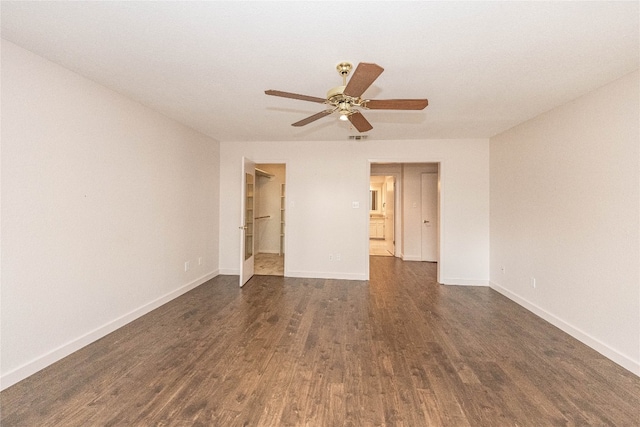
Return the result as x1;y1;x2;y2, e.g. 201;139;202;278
336;62;353;77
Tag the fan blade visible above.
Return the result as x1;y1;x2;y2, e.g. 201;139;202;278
292;110;333;127
348;111;373;132
265;90;326;104
343;63;384;98
365;99;429;110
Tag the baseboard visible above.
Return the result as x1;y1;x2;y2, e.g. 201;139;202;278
440;278;489;286
217;268;366;281
401;255;422;261
490;281;640;376
0;270;219;391
286;270;367;281
257;250;280;254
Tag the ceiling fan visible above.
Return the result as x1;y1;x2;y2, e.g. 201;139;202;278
265;62;428;133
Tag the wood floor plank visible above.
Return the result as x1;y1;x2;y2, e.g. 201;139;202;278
2;257;639;426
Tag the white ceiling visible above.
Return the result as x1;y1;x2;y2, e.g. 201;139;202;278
2;1;638;142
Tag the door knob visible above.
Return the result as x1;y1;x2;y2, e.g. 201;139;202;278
239;226;248;230
423;220;430;224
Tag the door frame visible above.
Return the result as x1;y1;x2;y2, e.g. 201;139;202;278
239;159;289;278
366;160;443;283
239;157;256;287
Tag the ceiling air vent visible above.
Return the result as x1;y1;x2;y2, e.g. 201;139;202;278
348;135;368;140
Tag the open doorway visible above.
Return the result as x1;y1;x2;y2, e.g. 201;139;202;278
369;162;440;266
254;164;286;276
369;175;395;256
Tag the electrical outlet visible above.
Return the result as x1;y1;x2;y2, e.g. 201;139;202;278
198;257;203;266
531;277;536;289
336;253;341;261
329;254;333;261
501;266;506;274
185;261;191;272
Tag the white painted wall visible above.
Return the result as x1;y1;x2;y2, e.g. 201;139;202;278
255;164;285;254
490;71;640;375
1;41;220;388
219;139;489;284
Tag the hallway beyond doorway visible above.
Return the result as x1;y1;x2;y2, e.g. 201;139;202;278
369;239;393;256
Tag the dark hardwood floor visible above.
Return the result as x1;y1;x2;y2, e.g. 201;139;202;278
2;257;639;426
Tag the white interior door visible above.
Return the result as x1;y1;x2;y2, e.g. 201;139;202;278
239;157;256;287
421;173;438;262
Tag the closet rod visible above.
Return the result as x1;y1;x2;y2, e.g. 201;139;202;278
255;168;274;178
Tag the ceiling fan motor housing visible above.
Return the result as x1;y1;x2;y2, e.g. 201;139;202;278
327;85;364;114
326;85;347;101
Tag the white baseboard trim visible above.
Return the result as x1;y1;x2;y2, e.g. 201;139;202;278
217;268;366;281
440;278;489;286
401;255;422;261
257;250;281;255
286;270;367;281
0;270;219;391
490;281;640;376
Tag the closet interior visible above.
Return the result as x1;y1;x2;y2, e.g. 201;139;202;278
253;164;286;276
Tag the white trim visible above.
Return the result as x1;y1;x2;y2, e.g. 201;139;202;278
490;281;640;376
218;268;239;275
0;270;219;390
440;278;489;286
401;255;422;262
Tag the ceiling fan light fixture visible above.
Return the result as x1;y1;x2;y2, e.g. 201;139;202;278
338;101;352;120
